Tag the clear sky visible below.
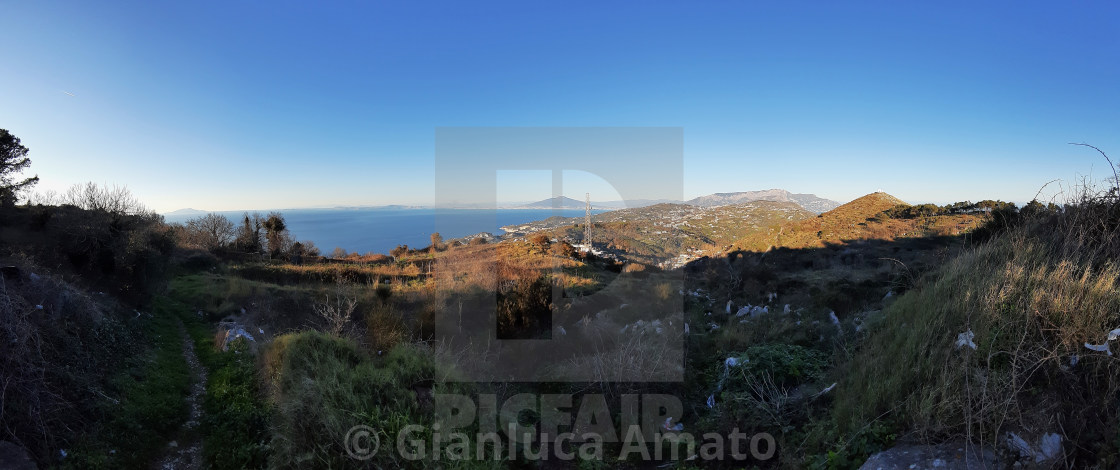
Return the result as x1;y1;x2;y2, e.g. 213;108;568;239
2;1;1118;213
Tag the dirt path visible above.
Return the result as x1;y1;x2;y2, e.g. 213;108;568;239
152;319;207;470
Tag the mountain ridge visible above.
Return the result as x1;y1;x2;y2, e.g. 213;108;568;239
686;189;841;213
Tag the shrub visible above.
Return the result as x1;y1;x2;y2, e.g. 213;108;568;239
261;332;442;468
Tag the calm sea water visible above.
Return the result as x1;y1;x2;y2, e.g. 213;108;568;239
164;208;601;255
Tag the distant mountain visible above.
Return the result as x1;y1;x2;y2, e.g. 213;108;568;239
521;196;588;209
687;189;840;213
165;208;208;215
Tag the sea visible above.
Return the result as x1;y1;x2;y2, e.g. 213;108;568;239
163;208;603;255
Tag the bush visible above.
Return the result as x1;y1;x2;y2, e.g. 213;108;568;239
261;332;443;468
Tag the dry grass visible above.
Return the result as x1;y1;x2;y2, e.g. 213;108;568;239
730;192;987;252
833;179;1120;465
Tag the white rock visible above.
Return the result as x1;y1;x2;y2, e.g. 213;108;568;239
1038;433;1062;461
956;329;977;350
1007;432;1063;463
557;326;567;335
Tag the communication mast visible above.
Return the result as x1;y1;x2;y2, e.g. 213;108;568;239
583;192;592;253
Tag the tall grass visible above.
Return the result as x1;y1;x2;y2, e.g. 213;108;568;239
831;170;1120;465
259;331;484;468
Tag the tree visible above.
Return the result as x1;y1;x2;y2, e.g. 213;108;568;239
430;232;444;252
330;247;348;259
263;212;288;257
233;212;264;254
289;240;319;264
528;233;551;250
61;182;149;217
185;213;235;251
0;129;38;207
300;240;320;257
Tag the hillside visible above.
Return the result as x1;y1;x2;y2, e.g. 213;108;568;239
687;189;841;213
499;200;814;266
730;192;985;251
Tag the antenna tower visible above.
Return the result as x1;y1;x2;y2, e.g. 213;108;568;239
584;193;592;252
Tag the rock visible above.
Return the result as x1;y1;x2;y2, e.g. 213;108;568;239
1007;432;1062;464
956;329;977;350
0;441;37;470
220;326;256;350
860;441;998;470
1038;433;1062;461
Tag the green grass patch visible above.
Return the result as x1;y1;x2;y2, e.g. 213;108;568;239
62;300;191;469
171;296;272;469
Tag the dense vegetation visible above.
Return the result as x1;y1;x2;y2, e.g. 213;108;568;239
3;128;1119;468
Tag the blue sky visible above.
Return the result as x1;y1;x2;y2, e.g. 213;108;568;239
1;1;1118;212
